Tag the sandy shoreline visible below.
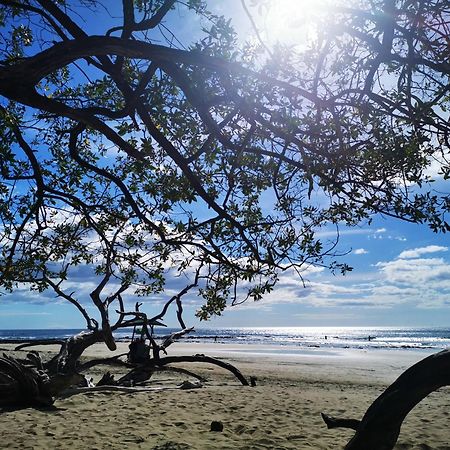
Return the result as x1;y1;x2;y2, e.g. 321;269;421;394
0;342;449;449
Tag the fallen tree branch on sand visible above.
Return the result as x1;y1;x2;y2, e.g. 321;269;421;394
155;366;207;383
152;354;250;386
57;384;181;398
0;300;251;406
0;354;86;407
108;353;250;387
321;413;360;431
0;339;250;406
1;340;65;351
322;349;450;450
78;353;131;371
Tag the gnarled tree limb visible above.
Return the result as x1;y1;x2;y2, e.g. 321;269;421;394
322;349;450;450
153;354;250;386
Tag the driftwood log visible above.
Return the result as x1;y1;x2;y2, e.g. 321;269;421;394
0;351;249;406
0;353;89;407
104;364;207;386
154;354;250;386
322;349;450;450
0;329;251;407
0;354;53;407
105;353;249;387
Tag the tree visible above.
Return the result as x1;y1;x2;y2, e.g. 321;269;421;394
0;0;448;446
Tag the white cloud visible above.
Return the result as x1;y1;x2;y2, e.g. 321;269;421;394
375;228;386;233
354;248;368;255
307;282;362;296
245;246;450;310
315;228;377;239
376;257;450;286
398;245;448;259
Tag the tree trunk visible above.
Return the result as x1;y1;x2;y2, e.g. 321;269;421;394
45;329;104;374
322;349;450;450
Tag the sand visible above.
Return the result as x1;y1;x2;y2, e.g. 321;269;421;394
0;342;449;449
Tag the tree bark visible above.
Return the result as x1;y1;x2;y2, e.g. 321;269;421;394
45;330;104;374
0;354;54;407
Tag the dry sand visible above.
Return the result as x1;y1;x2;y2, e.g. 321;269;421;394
0;342;449;449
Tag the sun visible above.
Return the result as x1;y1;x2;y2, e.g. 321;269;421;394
257;0;335;49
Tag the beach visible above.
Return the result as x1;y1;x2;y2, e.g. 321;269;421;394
0;342;449;449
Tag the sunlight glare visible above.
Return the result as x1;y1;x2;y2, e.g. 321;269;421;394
260;0;337;48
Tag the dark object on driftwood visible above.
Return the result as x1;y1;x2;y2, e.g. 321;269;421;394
322;349;450;450
128;340;150;364
210;421;224;432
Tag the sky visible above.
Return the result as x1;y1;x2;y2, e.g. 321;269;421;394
0;1;449;330
2;210;449;329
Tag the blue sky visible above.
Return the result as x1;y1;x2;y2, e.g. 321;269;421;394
2;210;449;329
1;1;449;329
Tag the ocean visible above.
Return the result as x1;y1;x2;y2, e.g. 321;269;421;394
0;326;449;352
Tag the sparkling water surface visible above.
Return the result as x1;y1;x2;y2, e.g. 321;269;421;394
0;326;449;351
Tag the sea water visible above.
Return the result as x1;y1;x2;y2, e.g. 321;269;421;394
0;326;449;351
